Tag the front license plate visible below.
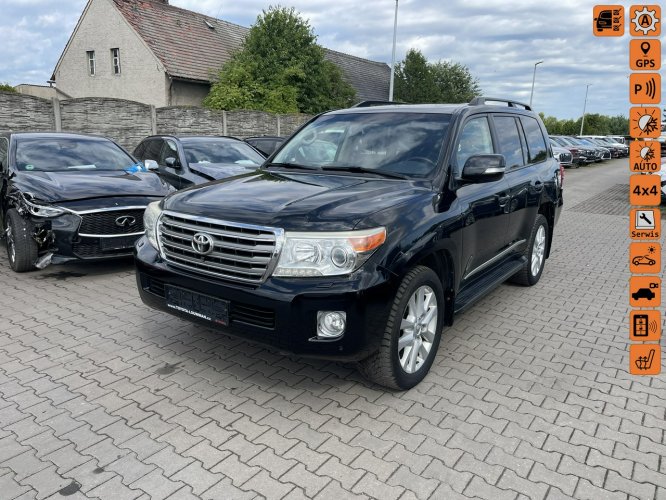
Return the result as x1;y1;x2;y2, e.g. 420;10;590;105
165;285;229;326
100;235;140;251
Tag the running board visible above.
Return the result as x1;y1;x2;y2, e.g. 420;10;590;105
454;257;526;314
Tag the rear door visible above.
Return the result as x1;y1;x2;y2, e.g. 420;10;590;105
498;114;550;246
454;115;512;282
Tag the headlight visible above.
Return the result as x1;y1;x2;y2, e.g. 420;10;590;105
143;201;163;250
273;227;386;277
19;194;67;217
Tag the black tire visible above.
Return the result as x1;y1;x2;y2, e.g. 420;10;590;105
359;265;444;390
5;209;38;272
511;214;548;286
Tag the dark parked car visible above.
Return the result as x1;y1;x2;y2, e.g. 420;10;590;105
551;136;596;165
0;132;173;272
244;136;286;157
135;97;563;389
133;136;265;189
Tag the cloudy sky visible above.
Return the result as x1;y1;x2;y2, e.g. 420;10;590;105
0;0;651;119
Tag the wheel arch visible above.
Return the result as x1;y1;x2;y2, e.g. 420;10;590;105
538;202;555;258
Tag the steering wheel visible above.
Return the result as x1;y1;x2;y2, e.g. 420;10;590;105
406;156;436;168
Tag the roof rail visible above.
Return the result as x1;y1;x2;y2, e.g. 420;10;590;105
352;100;403;108
469;97;532;111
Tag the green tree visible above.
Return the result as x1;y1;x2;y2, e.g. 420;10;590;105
540;112;628;136
430;61;480;103
204;6;355;114
394;49;438;103
394;49;481;104
0;83;16;92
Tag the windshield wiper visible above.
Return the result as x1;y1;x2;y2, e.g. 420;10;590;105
264;162;320;171
319;165;408;180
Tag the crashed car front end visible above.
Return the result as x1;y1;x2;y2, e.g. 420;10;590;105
6;189;154;269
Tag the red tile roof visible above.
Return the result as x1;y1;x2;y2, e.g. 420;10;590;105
112;0;390;100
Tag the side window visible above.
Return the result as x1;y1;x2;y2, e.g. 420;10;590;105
159;140;179;166
493;116;525;169
133;142;146;160
0;138;8;172
520;116;548;164
455;117;493;169
143;139;163;163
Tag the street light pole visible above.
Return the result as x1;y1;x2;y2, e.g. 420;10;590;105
388;0;399;101
580;84;592;135
529;60;543;108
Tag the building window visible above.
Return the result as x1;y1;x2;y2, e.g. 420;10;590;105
86;50;95;76
111;48;121;75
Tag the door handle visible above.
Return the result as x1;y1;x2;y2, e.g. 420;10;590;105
498;194;510;207
533;181;544;192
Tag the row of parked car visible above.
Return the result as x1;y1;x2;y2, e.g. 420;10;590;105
549;135;629;168
0;132;284;272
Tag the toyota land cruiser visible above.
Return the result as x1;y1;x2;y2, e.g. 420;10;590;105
135;97;563;389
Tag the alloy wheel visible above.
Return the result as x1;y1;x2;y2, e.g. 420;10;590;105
397;285;438;374
531;225;546;276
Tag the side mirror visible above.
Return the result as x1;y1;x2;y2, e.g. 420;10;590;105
144;159;159;171
461;154;506;183
165;157;181;169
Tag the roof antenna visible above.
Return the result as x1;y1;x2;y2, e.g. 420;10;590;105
215;3;223;19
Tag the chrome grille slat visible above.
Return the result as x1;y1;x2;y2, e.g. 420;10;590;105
159;212;282;284
161;240;272;265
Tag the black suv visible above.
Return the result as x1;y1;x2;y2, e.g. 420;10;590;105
135;98;563;389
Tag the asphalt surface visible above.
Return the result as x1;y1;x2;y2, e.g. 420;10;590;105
0;158;664;499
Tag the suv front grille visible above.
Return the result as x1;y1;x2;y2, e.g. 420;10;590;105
158;212;282;284
79;209;145;236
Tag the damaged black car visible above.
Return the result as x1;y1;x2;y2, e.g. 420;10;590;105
0;132;173;272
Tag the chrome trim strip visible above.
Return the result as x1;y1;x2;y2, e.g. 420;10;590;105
79;231;144;238
464;239;526;280
71;206;148;215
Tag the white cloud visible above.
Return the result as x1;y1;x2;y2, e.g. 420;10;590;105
0;0;640;119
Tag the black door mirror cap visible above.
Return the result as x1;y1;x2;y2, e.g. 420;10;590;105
165;157;181;169
461;154;506;182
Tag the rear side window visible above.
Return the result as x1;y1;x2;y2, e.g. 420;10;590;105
493;116;525;169
133;142;146;159
520;116;548;164
455;116;493;168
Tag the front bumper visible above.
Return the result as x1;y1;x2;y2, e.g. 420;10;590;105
134;237;396;361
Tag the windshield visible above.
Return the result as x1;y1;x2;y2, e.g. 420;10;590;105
273;112;452;178
15;137;135;172
181;138;264;166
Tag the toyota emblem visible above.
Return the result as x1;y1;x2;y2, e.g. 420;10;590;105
115;215;136;227
191;232;215;255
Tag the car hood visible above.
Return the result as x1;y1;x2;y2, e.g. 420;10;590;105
163;170;430;231
11;170;172;203
188;162;259;181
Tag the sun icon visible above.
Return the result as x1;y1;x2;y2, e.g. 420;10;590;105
648;245;656;254
632;108;660;136
640;146;655;161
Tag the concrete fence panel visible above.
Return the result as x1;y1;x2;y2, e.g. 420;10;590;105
0;92;56;132
156;106;226;137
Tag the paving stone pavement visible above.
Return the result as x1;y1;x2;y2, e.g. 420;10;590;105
0;159;664;500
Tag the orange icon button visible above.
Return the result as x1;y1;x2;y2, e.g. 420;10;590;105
629;5;661;37
630;141;661;172
630;242;661;274
593;5;625;36
630;276;661;307
629;344;660;375
630;39;661;70
629;73;661;104
630;310;661;341
630;174;661;206
630;208;661;239
630;107;661;138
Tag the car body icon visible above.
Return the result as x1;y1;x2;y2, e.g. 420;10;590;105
632;255;657;266
632;287;656;300
595;10;614;31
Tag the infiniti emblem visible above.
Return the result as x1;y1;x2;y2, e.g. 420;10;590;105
191;233;215;255
115;216;136;227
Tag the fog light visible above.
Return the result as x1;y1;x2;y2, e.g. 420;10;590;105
317;311;346;339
